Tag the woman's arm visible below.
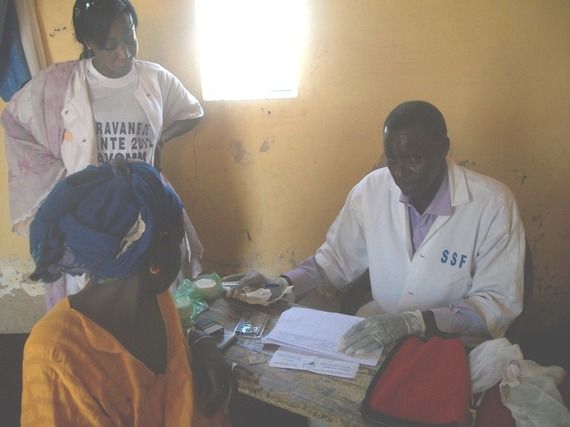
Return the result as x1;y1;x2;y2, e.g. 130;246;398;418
1;61;76;236
154;117;203;171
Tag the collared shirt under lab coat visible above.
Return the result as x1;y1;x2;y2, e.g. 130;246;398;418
291;161;525;341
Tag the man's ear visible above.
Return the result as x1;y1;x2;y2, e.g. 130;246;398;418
439;137;450;157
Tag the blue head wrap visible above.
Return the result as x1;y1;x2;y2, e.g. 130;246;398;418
29;159;183;283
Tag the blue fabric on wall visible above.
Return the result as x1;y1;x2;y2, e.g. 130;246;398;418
0;0;31;101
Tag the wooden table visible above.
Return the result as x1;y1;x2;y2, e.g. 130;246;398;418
204;297;388;427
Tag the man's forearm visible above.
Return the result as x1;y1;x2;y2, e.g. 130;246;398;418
430;302;490;337
282;256;334;301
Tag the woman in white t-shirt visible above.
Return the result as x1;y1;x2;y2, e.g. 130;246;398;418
2;0;205;310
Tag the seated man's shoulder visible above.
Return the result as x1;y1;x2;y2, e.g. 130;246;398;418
344;168;393;204
459;164;517;201
359;167;393;187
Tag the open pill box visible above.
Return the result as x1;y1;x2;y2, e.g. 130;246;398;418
234;310;270;339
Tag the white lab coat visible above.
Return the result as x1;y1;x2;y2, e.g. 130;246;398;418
315;161;525;339
2;59;204;309
61;60;203;174
3;59;203;232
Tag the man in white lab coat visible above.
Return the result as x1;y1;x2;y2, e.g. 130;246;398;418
232;100;526;352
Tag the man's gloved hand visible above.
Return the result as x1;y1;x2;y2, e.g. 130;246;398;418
189;330;233;416
226;271;288;300
338;310;426;355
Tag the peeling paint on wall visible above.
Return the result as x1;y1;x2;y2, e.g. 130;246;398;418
48;26;67;38
246;229;254;244
259;137;276;153
275;250;299;271
0;257;41;298
510;167;528;195
229;139;253;165
0;257;46;332
458;159;477;168
287;251;299;270
0;268;43;298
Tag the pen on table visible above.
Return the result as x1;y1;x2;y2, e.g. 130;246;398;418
223;282;280;288
222;282;239;288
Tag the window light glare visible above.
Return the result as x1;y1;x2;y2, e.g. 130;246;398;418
195;0;306;101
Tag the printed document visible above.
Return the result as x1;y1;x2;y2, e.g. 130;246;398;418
262;307;382;374
269;347;360;378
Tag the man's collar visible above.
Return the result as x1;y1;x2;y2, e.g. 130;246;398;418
399;170;451;216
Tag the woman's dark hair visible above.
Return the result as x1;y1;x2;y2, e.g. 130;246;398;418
383;100;448;141
72;0;138;59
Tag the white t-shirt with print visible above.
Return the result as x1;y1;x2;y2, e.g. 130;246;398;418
86;59;156;164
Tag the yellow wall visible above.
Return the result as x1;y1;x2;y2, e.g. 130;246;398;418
1;0;569;332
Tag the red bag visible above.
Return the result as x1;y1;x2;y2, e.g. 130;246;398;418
361;336;471;427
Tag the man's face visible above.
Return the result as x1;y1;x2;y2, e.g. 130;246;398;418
384;125;449;202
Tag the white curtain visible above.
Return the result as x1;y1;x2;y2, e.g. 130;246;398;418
14;0;46;75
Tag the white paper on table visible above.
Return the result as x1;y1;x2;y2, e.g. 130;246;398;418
262;306;382;366
269;347;360;378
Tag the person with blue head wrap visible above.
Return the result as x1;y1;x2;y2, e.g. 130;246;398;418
21;159;232;427
29;158;183;283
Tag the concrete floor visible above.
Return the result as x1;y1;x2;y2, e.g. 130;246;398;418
0;333;28;427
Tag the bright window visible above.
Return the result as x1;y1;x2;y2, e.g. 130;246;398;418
194;0;306;101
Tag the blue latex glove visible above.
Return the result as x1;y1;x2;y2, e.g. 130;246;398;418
338;310;426;354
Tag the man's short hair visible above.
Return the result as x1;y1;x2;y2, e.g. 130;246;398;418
384;101;448;141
